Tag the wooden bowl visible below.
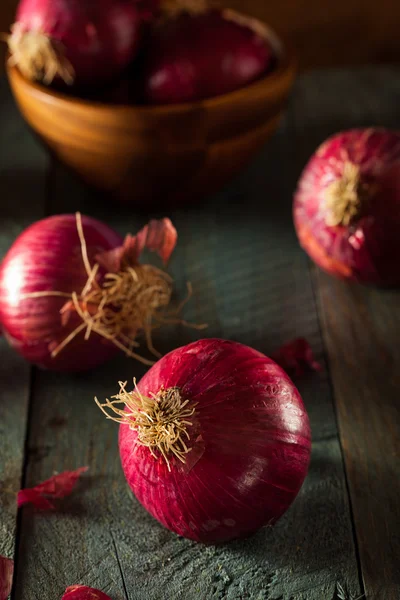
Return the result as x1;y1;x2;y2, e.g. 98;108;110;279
6;22;296;207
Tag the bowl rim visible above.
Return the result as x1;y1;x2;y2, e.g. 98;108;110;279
6;21;296;115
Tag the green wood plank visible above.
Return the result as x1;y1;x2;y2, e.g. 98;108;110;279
15;80;360;599
0;76;47;576
292;66;400;600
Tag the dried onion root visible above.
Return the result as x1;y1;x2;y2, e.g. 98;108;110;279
4;25;74;84
95;379;197;470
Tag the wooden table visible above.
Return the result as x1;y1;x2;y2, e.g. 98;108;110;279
1;67;399;600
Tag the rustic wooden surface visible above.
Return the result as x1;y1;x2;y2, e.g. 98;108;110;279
2;0;400;71
0;67;399;599
292;67;400;600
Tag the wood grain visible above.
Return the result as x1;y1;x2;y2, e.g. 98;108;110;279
292;66;400;599
11;100;361;598
0;77;47;573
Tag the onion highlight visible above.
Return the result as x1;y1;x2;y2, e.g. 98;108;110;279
294;128;400;285
96;338;311;543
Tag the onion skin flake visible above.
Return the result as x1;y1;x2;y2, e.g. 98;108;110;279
62;585;112;600
18;467;88;510
0;556;13;600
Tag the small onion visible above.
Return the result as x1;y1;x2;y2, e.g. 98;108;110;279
293;128;400;286
141;2;275;104
5;0;144;88
96;338;311;543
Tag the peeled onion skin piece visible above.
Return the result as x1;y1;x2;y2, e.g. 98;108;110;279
62;586;111;600
118;338;311;544
0;215;122;372
142;9;275;104
293;128;400;286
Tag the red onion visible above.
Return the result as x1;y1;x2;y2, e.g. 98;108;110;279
142;5;275;104
0;214;180;371
294;128;400;286
96;338;311;543
6;0;143;88
62;586;111;600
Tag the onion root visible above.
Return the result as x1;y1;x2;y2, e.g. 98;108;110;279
324;161;371;226
95;380;197;470
5;24;74;84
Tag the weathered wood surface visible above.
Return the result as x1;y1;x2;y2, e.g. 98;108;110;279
292;67;400;600
1;67;399;600
5;90;360;600
0;77;47;570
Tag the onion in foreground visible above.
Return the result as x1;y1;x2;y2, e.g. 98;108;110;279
96;338;311;543
294;128;400;285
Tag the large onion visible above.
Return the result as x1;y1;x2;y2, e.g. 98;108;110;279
97;338;311;543
293;128;400;285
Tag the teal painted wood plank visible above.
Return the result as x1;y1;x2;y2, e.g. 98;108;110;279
292;66;400;600
0;76;48;584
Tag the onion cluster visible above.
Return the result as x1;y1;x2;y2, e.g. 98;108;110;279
5;0;276;102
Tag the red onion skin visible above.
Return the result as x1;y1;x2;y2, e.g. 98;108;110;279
0;215;122;372
119;338;311;544
142;10;275;104
0;555;14;600
62;586;111;600
14;0;142;87
294;128;400;286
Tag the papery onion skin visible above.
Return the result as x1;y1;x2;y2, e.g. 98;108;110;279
0;215;122;372
119;338;311;544
142;10;275;105
62;586;111;600
11;0;143;88
0;555;14;600
294;128;400;286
